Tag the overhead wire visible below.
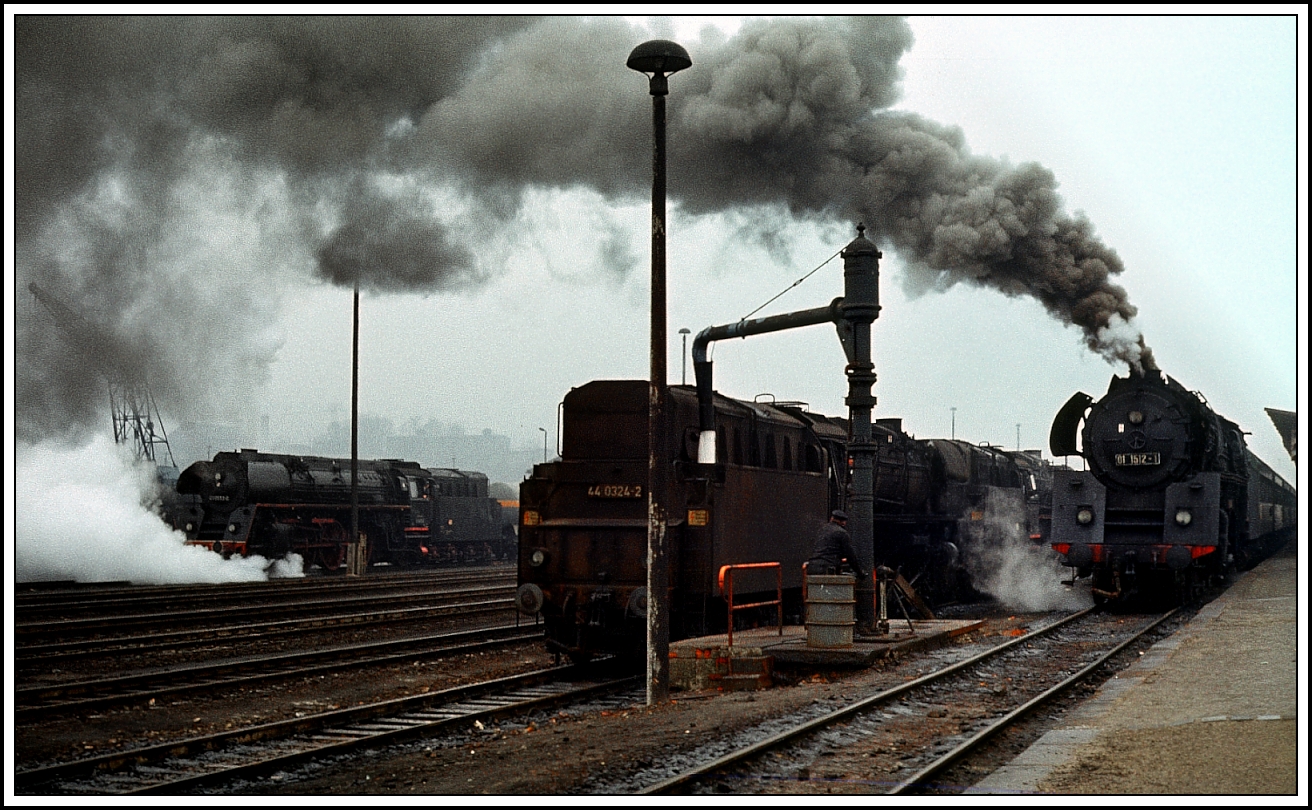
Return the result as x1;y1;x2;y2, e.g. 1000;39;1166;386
739;246;843;322
705;246;844;363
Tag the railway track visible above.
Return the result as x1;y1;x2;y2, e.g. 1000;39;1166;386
16;623;543;721
18;582;511;638
18;667;639;795
638;607;1178;794
17;581;516;660
15;566;513;619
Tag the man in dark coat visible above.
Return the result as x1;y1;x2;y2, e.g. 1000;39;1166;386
808;509;864;579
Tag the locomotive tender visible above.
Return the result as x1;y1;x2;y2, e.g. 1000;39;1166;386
1048;369;1296;603
516;380;1052;661
171;450;514;569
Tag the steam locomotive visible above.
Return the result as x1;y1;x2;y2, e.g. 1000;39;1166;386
1048;369;1296;603
169;450;515;569
515;380;1053;661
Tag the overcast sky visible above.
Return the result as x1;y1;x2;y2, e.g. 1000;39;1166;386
6;13;1304;488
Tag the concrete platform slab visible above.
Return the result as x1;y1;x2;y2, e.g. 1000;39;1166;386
669;618;983;678
973;543;1299;796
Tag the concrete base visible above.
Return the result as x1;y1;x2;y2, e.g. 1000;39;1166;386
669;619;983;689
668;639;774;692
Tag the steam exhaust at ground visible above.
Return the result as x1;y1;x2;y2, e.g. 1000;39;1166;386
966;505;1091;612
15;437;303;585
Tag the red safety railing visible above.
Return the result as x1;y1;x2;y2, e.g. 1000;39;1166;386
718;562;783;647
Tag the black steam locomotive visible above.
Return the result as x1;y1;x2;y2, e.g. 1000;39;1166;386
515;380;1052;661
1048;369;1296;603
170;450;515;569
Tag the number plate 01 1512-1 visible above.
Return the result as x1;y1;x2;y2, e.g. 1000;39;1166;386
1115;452;1161;466
587;484;643;498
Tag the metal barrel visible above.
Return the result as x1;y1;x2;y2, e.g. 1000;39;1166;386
805;574;856;648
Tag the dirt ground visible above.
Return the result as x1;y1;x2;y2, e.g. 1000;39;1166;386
18;641;557;769
245;613;1090;796
25;561;1296;798
258;663;921;795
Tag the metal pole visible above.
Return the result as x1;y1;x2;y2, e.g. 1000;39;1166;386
539;427;548;463
628;39;690;706
951;407;957;441
1017;423;1021;451
646;82;671;705
350;278;361;576
679;327;690;385
840;225;881;633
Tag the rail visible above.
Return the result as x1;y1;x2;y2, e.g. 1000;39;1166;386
717;562;782;647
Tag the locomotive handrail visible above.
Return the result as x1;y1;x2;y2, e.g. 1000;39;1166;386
717;562;783;647
536;518;649;528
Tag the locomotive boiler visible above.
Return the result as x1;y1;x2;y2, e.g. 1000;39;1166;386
1048;369;1296;603
171;450;514;569
516;380;1049;661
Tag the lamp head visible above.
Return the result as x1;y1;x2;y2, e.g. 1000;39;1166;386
627;40;691;95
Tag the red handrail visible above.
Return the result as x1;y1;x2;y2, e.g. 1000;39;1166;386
718;562;783;647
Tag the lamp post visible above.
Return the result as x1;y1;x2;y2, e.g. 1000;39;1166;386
539;426;548;463
628;38;691;705
349;277;363;576
679;327;690;385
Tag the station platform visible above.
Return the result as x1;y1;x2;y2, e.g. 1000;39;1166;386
668;618;982;692
973;541;1301;796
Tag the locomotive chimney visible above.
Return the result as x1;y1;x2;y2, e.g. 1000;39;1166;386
840;223;881;633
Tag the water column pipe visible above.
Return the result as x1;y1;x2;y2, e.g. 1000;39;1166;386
691;298;845;463
839;225;882;632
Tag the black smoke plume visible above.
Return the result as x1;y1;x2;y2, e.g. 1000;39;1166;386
15;15;1152;444
418;16;1153;369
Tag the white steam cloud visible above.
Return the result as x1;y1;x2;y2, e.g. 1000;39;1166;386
16;436;303;584
965;504;1091;612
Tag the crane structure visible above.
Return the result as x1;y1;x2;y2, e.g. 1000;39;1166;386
28;282;177;468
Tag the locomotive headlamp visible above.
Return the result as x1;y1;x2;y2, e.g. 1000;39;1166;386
529;548;548;568
185;522;195;533
1175;508;1193;527
227;523;239;534
1076;508;1095;525
1128;410;1144;425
